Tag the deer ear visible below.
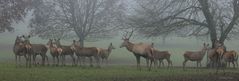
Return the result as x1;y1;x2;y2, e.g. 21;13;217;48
28;35;31;38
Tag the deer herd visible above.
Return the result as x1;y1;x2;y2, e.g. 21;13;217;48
13;31;238;73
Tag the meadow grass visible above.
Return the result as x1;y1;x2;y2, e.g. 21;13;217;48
0;62;239;81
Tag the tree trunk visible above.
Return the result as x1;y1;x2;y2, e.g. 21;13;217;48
75;31;85;47
79;38;84;47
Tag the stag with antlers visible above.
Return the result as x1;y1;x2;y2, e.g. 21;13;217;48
120;30;155;71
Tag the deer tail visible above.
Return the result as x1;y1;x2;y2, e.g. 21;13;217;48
96;48;101;55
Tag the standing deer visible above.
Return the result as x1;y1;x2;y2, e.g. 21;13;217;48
151;43;172;68
13;36;27;67
183;43;209;70
151;49;172;68
215;43;227;74
223;50;238;68
22;35;49;67
120;30;155;71
98;43;115;65
71;40;100;67
46;39;60;66
55;39;75;66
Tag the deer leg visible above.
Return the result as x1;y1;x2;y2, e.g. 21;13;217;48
148;59;153;71
61;55;64;66
40;54;45;66
18;56;21;66
167;59;170;69
146;58;149;68
33;55;37;66
44;54;49;66
157;60;160;68
183;59;188;71
24;55;28;67
162;60;165;67
53;56;55;66
71;55;75;66
82;57;86;66
76;56;79;66
56;56;59;66
95;55;100;68
135;55;141;70
200;62;202;67
196;61;200;71
101;58;104;65
89;57;93;67
232;61;236;69
28;54;32;68
236;61;238;68
106;59;109;65
15;55;18;67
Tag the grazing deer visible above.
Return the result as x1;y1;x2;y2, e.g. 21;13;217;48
46;39;60;66
22;35;49;67
55;39;75;66
223;50;238;68
71;40;100;67
98;43;115;65
120;30;155;71
183;43;209;70
13;36;27;67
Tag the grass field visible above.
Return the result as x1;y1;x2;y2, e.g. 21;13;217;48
0;63;239;81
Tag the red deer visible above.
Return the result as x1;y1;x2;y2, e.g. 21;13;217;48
183;43;209;70
13;36;27;67
151;49;172;68
46;39;60;66
223;50;238;68
98;43;115;65
71;40;100;67
22;35;49;67
215;45;226;74
151;43;172;68
120;30;155;71
55;39;75;66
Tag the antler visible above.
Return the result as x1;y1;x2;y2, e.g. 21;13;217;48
122;31;128;39
127;30;134;39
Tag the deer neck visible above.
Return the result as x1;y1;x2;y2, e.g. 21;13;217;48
126;42;134;52
107;47;112;53
200;49;207;57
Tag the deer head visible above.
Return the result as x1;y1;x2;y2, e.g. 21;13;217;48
120;30;133;48
22;35;32;50
46;39;57;48
71;40;80;51
109;43;115;50
54;38;61;47
202;43;210;51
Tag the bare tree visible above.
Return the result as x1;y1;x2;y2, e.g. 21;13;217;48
0;0;31;33
129;0;239;48
29;0;125;46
